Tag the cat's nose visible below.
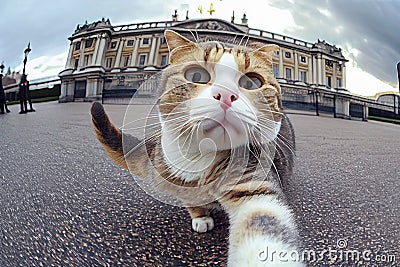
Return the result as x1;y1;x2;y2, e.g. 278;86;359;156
213;89;238;110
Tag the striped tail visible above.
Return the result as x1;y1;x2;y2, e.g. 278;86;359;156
91;102;129;170
223;189;303;266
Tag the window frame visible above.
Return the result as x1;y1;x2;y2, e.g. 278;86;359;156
285;68;292;80
85;39;93;48
139;54;147;66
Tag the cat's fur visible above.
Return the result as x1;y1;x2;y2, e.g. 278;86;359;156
91;30;301;266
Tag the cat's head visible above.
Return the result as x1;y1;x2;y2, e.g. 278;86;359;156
159;30;282;152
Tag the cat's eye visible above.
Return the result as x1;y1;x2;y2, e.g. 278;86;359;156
239;73;263;90
184;66;211;84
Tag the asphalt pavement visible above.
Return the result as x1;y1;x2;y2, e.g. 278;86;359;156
0;101;398;266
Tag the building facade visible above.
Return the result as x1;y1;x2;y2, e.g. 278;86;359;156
59;17;348;102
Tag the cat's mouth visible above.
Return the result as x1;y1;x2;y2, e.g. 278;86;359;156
200;117;245;136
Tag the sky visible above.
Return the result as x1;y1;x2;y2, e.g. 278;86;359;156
0;0;399;96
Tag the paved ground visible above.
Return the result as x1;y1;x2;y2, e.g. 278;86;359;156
0;101;398;266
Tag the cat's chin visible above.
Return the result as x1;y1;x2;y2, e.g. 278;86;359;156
199;119;248;151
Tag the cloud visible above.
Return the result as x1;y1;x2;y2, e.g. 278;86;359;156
0;0;177;69
269;0;400;87
1;0;398;94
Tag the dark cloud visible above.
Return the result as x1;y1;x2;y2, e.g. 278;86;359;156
270;0;400;85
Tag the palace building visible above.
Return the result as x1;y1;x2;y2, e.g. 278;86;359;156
59;15;348;102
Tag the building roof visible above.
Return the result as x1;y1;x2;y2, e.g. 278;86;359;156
70;17;347;61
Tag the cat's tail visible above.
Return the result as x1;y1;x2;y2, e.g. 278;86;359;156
222;186;303;266
91;102;150;177
90;102;129;169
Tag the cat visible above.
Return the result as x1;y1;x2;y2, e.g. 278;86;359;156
91;30;302;266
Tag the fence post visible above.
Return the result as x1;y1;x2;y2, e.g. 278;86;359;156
314;88;319;116
333;93;337;118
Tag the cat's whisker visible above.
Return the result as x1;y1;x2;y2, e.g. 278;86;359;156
121;112;191;131
244;33;250;47
188;29;198;43
182;122;200;158
251;132;283;187
253;127;295;160
158;101;189;106
257;109;284;115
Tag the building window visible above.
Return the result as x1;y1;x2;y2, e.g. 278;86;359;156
326;76;332;88
325;60;333;68
285;68;292;80
124;55;131;67
274;50;279;56
285;52;291;58
143;38;149;45
106;57;113;68
75;41;81;50
74;58;79;69
160;37;166;45
336;78;342;88
139;54;147;66
117;76;125;86
300;56;306;63
300;71;307;83
83;55;90;66
161;55;168;66
336;64;342;72
110;41;117;49
85;39;93;48
273;65;278;78
126;40;134;47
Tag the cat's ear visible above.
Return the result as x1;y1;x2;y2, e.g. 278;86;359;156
252;44;280;54
164;30;196;52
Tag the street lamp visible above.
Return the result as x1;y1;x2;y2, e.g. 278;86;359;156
19;42;35;113
23;42;31;75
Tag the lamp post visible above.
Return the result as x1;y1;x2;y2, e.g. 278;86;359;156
23;43;31;76
19;42;35;113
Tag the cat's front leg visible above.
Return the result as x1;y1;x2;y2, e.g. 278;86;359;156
220;186;302;266
186;206;214;233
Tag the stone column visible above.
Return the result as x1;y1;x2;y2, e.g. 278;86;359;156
342;63;347;88
278;49;284;78
66;42;74;69
131;37;140;66
152;37;161;66
113;38;125;68
147;36;158;66
308;56;313;84
312;55;317;84
77;38;85;70
321;57;326;86
294;51;299;81
316;55;321;85
91;35;100;65
95;34;107;66
332;62;337;88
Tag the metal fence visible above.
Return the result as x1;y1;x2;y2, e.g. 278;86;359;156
281;84;400;121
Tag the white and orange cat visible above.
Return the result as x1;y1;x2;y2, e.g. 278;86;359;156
91;30;301;266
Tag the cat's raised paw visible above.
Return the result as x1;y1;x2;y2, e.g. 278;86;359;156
192;216;214;233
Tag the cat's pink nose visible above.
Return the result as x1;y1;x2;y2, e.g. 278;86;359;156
213;90;238;110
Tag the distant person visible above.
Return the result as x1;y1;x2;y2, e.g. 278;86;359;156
0;72;10;114
19;74;35;114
